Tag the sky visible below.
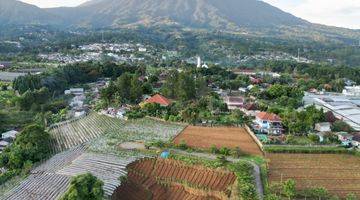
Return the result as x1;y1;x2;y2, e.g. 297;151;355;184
20;0;360;29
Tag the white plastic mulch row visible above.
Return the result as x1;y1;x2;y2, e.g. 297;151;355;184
57;153;136;196
1;146;139;200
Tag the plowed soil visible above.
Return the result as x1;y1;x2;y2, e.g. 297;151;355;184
173;126;263;156
267;153;360;198
112;158;237;200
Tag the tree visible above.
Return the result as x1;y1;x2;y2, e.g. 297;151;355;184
282;179;296;200
61;173;104;200
331;121;354;133
2;124;51;170
129;74;142;103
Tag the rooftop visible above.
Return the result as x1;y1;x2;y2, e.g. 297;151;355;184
145;94;171;106
256;112;281;121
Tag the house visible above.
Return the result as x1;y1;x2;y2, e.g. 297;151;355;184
351;133;360;148
0;140;10;151
253;112;283;135
0;61;12;69
2;130;19;141
224;96;244;110
315;122;331;132
335;132;353;146
250;77;262;84
144;94;172;107
65;88;84;95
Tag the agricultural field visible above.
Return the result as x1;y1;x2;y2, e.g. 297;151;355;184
88;116;185;154
173;126;263;156
0;72;26;82
49;113;185;153
267;153;360;198
112;158;237;200
1;145;139;200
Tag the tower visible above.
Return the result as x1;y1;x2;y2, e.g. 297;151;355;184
197;56;201;68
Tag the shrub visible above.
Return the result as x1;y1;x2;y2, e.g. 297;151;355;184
308;134;320;143
219;147;231;156
61;173;104;200
210;145;219;154
177;140;188;150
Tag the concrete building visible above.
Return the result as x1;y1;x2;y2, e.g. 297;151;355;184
253;112;283;135
304;93;360;131
343;86;360;96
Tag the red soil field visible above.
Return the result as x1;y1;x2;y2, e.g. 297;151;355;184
173;126;263;156
267;153;360;198
112;158;237;200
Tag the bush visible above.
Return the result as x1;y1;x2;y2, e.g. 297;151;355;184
231;147;248;158
264;145;354;155
177;140;188;150
308;134;320;143
210;145;219;154
61;173;104;200
219;147;231;156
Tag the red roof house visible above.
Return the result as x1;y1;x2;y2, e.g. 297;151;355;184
256;112;282;122
144;94;172;107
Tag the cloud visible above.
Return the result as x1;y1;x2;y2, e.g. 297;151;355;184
263;0;360;29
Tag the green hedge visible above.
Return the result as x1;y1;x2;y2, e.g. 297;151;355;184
264;145;359;155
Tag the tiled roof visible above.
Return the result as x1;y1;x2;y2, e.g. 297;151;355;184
145;94;171;106
256;112;281;121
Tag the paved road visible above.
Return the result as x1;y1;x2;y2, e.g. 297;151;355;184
171;149;264;200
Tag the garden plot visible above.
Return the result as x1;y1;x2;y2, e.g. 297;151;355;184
112;158;237;200
57;153;137;196
267;153;360;198
1;145;144;200
88;117;185;154
1;173;70;200
173;126;263;156
49;113;185;153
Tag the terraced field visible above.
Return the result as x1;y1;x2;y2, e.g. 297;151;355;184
112;158;237;200
50;113;185;153
1;146;139;200
267;153;360;198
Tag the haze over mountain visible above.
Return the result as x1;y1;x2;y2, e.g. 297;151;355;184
46;0;308;29
1;0;359;43
0;0;60;25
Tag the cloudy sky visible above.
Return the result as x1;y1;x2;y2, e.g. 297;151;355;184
20;0;360;29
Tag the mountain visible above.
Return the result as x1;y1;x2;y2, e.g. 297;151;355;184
46;0;308;29
0;0;359;44
0;0;61;26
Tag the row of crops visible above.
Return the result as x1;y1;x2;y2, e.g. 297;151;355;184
57;153;136;196
112;158;237;200
49;113;186;153
1;145;142;200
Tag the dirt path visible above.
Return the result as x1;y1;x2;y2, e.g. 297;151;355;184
171;149;264;200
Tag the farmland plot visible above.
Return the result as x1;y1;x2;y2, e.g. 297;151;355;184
267;153;360;198
112;158;237;200
1;145;143;200
88;117;185;154
50;113;185;153
173;126;263;156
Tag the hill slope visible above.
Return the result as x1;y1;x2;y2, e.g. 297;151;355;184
47;0;308;29
0;0;61;26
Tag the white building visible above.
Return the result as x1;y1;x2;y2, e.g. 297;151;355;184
2;130;19;140
343;86;360;96
314;122;331;132
253;112;283;135
197;56;201;68
223;96;244;110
